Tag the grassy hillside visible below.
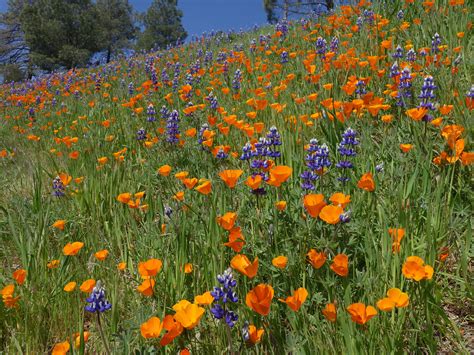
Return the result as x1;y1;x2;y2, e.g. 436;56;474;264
0;1;472;353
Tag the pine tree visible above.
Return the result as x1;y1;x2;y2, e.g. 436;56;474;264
20;0;101;70
95;0;136;63
137;0;187;51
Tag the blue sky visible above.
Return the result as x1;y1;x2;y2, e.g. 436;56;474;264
0;1;268;37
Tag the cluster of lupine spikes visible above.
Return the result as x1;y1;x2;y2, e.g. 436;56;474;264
0;0;473;353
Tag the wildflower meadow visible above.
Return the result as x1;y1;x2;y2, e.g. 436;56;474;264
0;1;473;353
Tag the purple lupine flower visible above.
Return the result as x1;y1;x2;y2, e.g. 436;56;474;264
266;126;282;158
146;104;156;122
128;82;134;96
389;62;400;78
375;162;384;173
431;33;441;54
52;176;65;197
136;128;146;141
275;20;289;37
330;36;339;53
166;110;180;144
339;210;351;223
210;269;239;328
301;139;331;190
161;68;170;84
281;51;289;64
396;67;412;107
397;10;404;19
363;10;375;25
160;105;170;119
418;75;437;116
95;76;101;95
216;148;228;159
392;45;404;59
336;128;358;183
198;123;210;148
355;80;367;96
406;48;416;62
232;69;242;92
466;84;474;99
316;37;327;57
85;281;111;313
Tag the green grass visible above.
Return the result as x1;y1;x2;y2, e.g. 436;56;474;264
0;1;473;353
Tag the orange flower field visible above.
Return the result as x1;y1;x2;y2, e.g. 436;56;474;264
0;0;472;353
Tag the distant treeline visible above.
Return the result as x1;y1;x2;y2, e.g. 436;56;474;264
0;0;186;82
0;0;338;82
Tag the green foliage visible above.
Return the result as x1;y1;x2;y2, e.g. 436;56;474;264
20;0;101;70
1;63;25;82
137;0;187;51
95;0;136;63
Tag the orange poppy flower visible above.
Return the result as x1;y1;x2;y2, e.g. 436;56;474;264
319;205;343;224
329;192;351;208
63;281;76;292
400;144;413;153
48;260;60;269
267;165;292;187
330;254;349;277
322;303;337;322
141;316;163;339
303;194;327;218
230;254;259;279
194;291;214;306
402;256;434;281
117;262;126;271
138;258;163;278
346;303;377;325
275;200;287;211
389;228;405;253
376;288;409;311
80;279;96;293
244;175;262;190
12;269;27;285
92;249;108;261
272;255;288;269
117;192;132;204
137;279;156;296
73;331;90;349
357;172;375;192
160;315;184;346
406;107;427;121
307;249;326;269
218;169;243;188
195;180;212;195
175;171;189;180
182;177;198;189
63;242;84;256
59;173;72;186
158;165;172;176
223;227;245;252
216;212;237;231
184;263;193;274
279;287;308;312
52;341;70;355
173;300;205;329
1;285;20;308
248;325;264;344
246;284;274;316
52;220;66;230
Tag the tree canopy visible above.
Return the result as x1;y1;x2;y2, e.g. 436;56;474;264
137;0;187;51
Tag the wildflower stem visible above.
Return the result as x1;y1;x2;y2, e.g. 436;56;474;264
226;319;235;355
97;312;111;355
